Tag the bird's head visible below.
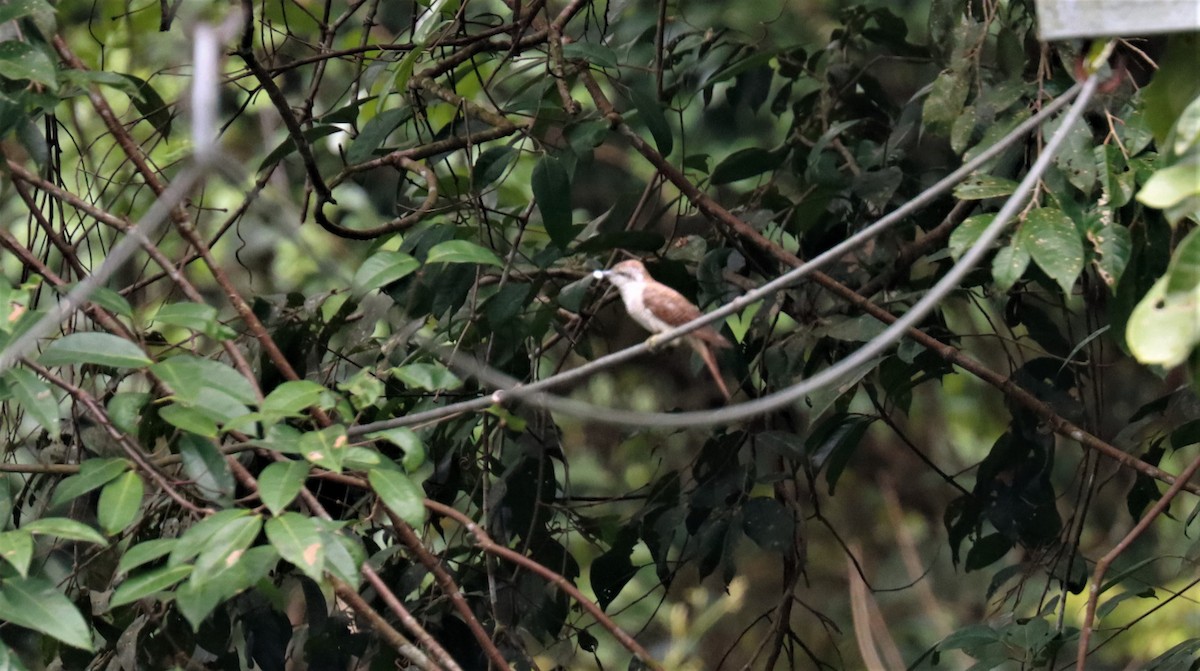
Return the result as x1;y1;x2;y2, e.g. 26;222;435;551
592;259;647;288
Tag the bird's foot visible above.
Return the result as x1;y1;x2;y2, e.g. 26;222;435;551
645;334;665;351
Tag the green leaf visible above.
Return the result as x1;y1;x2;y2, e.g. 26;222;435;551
24;517;107;546
471;145;517;189
369;468;427;527
117;538;178;574
38;332;150;369
740;497;793;555
97;471;144;535
352;251;419;297
1127;230;1200;367
258;125;340;172
258;460;310;516
1165;227;1200;294
953;174;1019;200
345;107;410;164
1138;160;1200;210
265;512;325;582
261;380;327;418
1020;208;1084;294
938;624;1002;651
1046;111;1098;193
109;564;192;608
107;392;149;436
320;529;364;586
711;146;785;185
121;74;172;138
531;155;575;249
627;81;673;157
60;284;132;319
561;42;618;69
425;239;504;266
152;302;232;339
191;514;262;585
178;434;234;501
573;230;665;254
948;214;996;261
0;0;54;24
992;243;1030;292
4;368;59;438
299;425;349;473
150;355;258;406
173;575;223;630
0;575;93;650
965;533;1013;571
0;530;33;577
923;65;970;134
159;403;218;437
0;41;57;92
169;509;250;566
368;427;426;472
51;458;130;507
391;362;461;392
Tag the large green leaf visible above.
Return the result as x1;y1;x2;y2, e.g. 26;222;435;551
258;460;310;516
51;458;130;507
298;425;349;473
948;214;996;261
169;509;251;566
531;155;575;249
149;355;257;406
261;380;327;418
0;41;57;91
352;251;419;297
345;107;410;164
97;471;144;535
627;81;672;157
369;467;427;527
191;514;263;585
39;332;150;369
109;564;192;608
117;538;178;574
3;368;59;438
0;575;93;650
0;530;32;577
265;512;325;582
424;240;504;266
1021;208;1084;294
992;243;1030;292
178;434;234;501
23;517;107;546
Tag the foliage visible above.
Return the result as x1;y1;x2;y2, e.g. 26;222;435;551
0;0;1197;669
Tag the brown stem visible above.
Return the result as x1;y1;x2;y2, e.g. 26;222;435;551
384;509;510;670
1076;451;1200;669
424;498;664;670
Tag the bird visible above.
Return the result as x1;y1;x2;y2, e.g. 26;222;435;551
593;259;732;400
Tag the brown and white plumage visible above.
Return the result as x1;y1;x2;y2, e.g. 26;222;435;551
596;259;732;400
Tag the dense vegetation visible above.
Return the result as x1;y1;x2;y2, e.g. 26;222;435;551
1;0;1198;669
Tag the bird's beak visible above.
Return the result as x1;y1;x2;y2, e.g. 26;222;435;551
592;269;609;280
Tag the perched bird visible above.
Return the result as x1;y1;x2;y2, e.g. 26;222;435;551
594;259;732;400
